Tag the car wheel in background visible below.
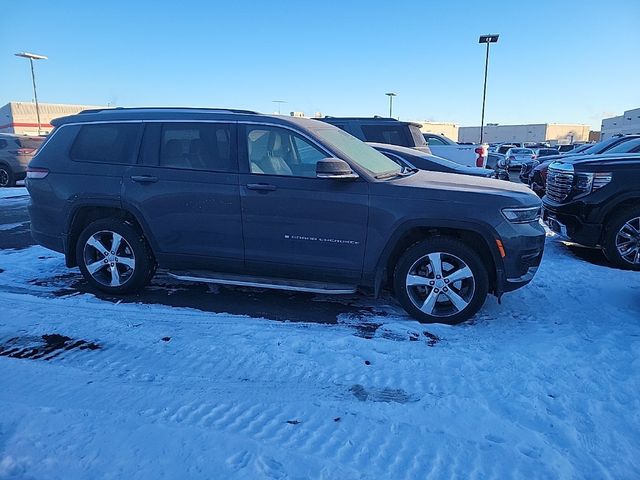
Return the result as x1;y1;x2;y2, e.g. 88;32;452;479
0;164;15;187
76;218;156;294
603;207;640;271
393;237;489;324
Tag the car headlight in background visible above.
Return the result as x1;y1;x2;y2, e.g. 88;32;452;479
501;206;541;223
574;172;612;198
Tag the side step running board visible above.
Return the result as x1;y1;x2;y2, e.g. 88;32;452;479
167;272;357;295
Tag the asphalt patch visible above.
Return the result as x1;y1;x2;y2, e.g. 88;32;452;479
0;334;101;360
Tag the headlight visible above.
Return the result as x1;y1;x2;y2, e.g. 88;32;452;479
574;172;612;198
501;206;541;223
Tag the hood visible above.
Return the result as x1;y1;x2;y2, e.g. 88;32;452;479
373;170;540;208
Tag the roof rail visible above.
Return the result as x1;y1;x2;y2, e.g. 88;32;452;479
78;107;260;115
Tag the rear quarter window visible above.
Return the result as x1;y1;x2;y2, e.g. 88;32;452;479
70;123;141;164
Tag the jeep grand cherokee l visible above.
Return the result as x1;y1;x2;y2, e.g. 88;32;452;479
27;107;545;324
543;153;640;270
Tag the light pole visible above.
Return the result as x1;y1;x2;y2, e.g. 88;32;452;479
15;52;48;135
478;34;499;144
385;92;396;118
272;100;287;115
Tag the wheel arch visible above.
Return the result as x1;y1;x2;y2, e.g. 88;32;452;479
65;201;158;267
373;219;504;297
598;194;640;241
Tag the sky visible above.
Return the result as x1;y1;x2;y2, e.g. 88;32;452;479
1;0;638;129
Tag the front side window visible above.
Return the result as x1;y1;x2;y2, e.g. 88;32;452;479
70;123;141;164
159;123;234;172
246;126;327;177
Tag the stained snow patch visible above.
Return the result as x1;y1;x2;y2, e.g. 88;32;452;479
349;384;420;403
0;334;100;360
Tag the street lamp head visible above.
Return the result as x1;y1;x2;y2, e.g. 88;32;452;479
385;92;397;97
15;52;48;60
478;34;499;44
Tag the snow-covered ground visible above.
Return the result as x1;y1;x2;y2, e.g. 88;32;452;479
1;191;639;479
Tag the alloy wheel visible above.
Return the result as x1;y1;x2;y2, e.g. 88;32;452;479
405;252;476;317
615;217;640;265
83;230;136;287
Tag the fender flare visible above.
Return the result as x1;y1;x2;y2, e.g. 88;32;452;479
372;217;505;296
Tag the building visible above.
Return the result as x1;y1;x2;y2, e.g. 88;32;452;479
458;123;590;145
0;102;106;135
601;108;640;140
412;121;459;141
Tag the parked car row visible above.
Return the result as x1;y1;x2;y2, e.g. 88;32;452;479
521;135;640;197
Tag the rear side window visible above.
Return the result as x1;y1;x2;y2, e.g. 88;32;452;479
360;125;411;147
159;123;235;172
70;123;141;164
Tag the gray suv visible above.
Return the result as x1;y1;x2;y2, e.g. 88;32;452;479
0;133;45;187
27;108;545;324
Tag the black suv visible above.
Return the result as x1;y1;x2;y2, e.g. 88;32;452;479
318;117;431;153
27;107;545;324
543;153;640;270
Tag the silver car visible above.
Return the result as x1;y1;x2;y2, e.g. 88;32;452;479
505;147;536;169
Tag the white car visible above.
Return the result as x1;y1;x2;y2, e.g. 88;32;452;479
422;133;488;168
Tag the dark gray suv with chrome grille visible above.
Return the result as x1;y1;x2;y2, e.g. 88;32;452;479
27;107;545;324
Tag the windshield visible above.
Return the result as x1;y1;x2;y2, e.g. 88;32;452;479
315;128;402;176
605;137;640;153
581;137;632;155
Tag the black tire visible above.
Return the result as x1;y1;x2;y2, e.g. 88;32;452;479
0;164;15;188
393;237;489;325
76;218;155;294
602;206;640;271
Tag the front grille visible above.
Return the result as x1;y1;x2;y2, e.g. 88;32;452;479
546;167;574;202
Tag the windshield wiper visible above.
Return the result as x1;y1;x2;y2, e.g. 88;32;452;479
375;170;402;179
375;167;417;180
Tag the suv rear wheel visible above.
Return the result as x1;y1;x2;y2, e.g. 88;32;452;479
393;237;489;324
603;206;640;271
76;218;155;294
0;164;15;188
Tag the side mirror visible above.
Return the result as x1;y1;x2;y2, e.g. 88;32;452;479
316;158;359;180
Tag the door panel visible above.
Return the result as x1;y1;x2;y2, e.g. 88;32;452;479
239;124;369;281
122;122;244;271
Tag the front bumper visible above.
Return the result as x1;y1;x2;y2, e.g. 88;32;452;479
542;203;602;247
495;219;546;293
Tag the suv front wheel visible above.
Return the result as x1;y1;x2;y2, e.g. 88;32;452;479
76;218;155;294
393;237;489;324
